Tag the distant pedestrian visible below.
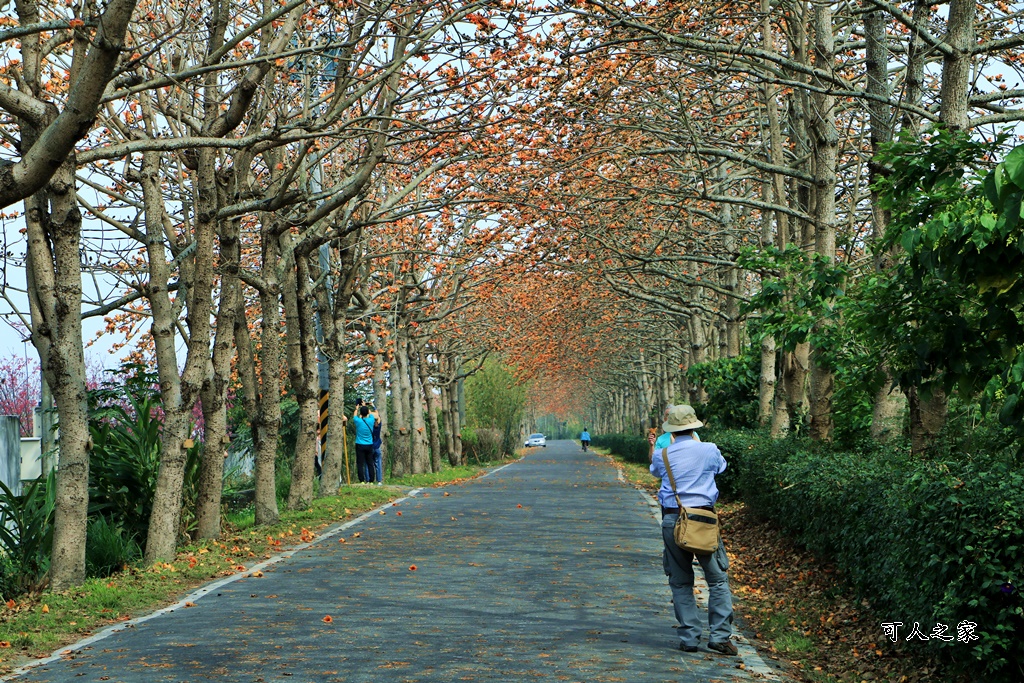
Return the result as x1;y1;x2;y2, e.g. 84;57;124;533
579;428;591;451
370;404;383;485
648;404;737;656
352;401;378;484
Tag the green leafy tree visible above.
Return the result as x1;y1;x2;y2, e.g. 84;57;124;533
465;360;528;455
870;129;1024;444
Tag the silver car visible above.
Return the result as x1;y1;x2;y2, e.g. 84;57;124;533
524;433;547;447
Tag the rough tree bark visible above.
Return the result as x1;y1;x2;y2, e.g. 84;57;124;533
865;3;906;440
281;241;320;511
807;0;838;442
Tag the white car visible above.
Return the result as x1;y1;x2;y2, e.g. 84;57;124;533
524;433;547;447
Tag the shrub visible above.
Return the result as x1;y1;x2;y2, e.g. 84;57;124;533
86;516;141;577
462;426;503;462
88;373;202;549
0;554;20;601
0;470;55;595
707;429;1023;682
590;433;649;465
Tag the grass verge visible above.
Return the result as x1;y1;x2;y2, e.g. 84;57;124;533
0;461;497;673
598;447;948;683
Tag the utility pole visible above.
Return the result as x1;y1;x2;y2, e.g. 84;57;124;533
39;375;55;474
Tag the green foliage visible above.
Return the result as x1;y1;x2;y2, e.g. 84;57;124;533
85;516;141;578
88;367;201;550
871;130;1024;434
465;360;528;455
709;429;1023;682
687;354;760;429
0;470;56;595
461;426;503;462
277;397;301;462
739;246;849;357
88;389;162;545
590;433;649;465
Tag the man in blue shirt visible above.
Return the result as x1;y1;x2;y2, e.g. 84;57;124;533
579;428;591;451
648;404;737;656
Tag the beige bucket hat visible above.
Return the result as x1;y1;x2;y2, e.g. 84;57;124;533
661;404;704;433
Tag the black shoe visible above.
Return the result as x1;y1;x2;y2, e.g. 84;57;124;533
708;640;738;656
678;643;698;652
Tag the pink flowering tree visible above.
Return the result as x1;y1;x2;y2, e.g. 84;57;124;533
0;354;41;436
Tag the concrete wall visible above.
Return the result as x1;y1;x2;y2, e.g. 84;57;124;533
0;416;21;495
20;437;42;481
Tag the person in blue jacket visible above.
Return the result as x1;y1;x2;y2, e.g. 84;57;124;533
580;428;591;451
352;401;378;483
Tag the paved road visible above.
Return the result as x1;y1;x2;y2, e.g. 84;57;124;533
16;441;780;682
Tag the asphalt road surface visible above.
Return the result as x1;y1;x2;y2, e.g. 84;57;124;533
15;440;781;683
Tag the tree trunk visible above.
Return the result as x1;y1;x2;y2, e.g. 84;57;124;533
408;345;430;474
758;335;776;426
783;347;809;429
253;224;283;526
871;378;905;440
448;365;463;465
282;246;319;511
369;326;390;478
24;153;91;589
688;314;708;403
938;0;976;131
418;348;443;473
196;214;241;540
390;331;412;477
231;294;267;516
901;0;931;130
909;385;948;457
144;144;216;562
865;3;907;440
318;351;347;496
440;381;457;465
807;1;838;442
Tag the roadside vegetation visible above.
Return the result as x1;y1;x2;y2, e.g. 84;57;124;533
601;445;967;683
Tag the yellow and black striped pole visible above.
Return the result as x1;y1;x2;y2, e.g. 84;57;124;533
318;389;329;461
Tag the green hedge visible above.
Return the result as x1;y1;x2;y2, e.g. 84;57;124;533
590;433;649;465
705;429;1023;682
594;429;1022;680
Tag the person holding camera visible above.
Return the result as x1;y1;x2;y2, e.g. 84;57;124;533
648;404;737;656
352;399;378;484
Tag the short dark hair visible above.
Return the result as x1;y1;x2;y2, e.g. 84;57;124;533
359;405;369;417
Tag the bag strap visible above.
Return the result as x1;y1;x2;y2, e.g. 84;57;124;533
661;447;684;510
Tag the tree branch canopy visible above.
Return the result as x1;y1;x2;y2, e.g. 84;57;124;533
0;0;138;208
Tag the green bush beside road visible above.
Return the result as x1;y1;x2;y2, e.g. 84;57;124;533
590;433;649;465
